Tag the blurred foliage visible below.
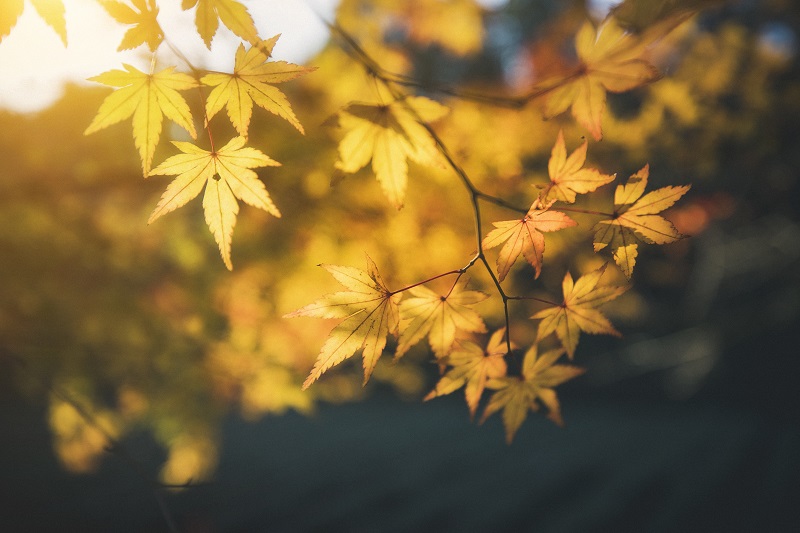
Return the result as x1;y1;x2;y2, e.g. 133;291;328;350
1;0;798;484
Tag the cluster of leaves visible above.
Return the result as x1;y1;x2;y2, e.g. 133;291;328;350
0;0;694;445
284;14;691;441
0;0;315;270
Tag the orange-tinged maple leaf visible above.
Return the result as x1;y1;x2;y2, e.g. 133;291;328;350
540;18;661;140
424;329;510;419
99;0;163;52
593;164;690;278
201;39;314;137
335;96;448;209
481;344;585;443
539;130;615;203
84;65;197;176
395;277;488;359
148;136;281;270
482;199;577;281
531;264;627;358
182;0;258;49
1;0;66;45
284;256;401;389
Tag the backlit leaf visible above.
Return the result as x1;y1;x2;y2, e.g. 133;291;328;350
84;65;198;176
531;264;627;358
395;277;488;359
284;256;401;389
482;199;577;281
148;136;281;270
539;129;615;203
424;329;510;419
481;344;584;443
593;164;690;278
201;38;314;137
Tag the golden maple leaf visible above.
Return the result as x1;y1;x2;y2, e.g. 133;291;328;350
424;329;510;419
201;38;314;137
284;256;401;389
99;0;163;52
482;199;577;281
395;277;488;359
538;130;615;204
481;344;585;443
531;264;627;358
84;65;197;176
540;17;661;140
593;164;690;278
1;0;66;45
148;136;281;270
335;96;448;209
181;0;258;49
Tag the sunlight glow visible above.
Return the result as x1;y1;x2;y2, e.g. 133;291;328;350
0;0;339;114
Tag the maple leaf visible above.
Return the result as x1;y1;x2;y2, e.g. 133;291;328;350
395;277;488;359
480;344;585;443
531;264;627;358
284;256;401;389
482;199;577;281
593;164;690;278
148;136;281;270
424;329;511;419
1;0;66;45
201;39;314;137
335;96;448;209
538;130;615;203
539;18;661;140
99;0;163;52
182;0;258;49
84;65;197;176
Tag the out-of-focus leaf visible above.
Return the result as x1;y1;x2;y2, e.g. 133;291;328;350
335;96;448;209
99;0;162;51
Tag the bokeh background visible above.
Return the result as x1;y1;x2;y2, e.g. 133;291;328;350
1;0;799;531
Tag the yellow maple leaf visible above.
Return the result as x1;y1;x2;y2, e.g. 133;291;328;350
482;198;577;281
84;64;198;176
480;344;585;443
424;328;510;419
538;129;615;203
148;136;281;270
540;18;661;140
284;256;401;389
201;39;314;137
99;0;163;52
1;0;66;45
395;277;488;359
593;164;690;278
531;264;627;358
182;0;258;49
335;96;448;209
